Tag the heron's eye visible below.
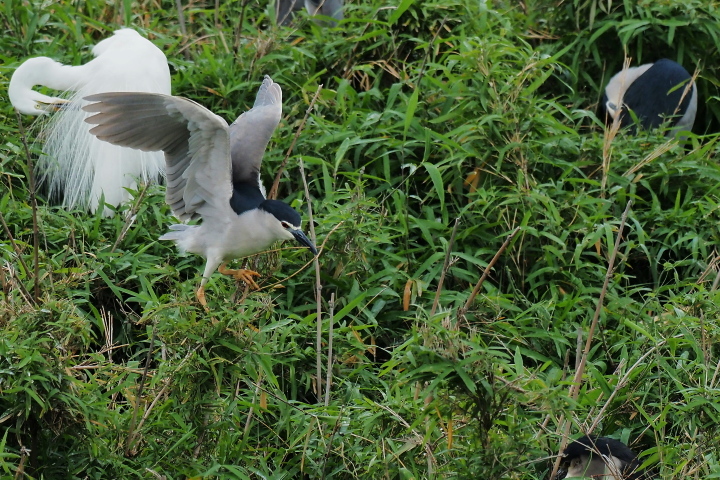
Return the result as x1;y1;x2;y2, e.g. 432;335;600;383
281;221;291;229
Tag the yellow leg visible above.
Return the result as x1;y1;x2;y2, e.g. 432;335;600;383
218;262;261;290
196;285;209;311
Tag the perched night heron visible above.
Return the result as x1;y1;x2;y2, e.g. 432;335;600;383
559;436;644;479
83;76;317;307
8;28;170;214
276;0;344;26
602;58;697;137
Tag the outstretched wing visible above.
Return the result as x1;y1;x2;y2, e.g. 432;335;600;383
229;75;283;191
83;92;231;222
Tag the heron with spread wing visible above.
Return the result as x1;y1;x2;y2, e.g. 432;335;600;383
83;76;316;307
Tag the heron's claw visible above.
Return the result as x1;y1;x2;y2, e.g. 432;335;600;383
218;263;261;290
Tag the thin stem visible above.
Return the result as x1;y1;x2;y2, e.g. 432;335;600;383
589;342;664;433
459;226;520;318
234;0;251;54
298;159;323;402
0;211;37;306
15;111;40;302
430;217;460;317
600;56;629;197
175;0;190;60
324;292;335;406
243;371;264;442
258;221;342;291
570;200;633;400
111;184;149;253
550;199;633;480
126;322;157;455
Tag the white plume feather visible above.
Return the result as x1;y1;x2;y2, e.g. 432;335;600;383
9;29;171;215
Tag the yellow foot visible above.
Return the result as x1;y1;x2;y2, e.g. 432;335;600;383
196;285;209;312
218;263;261;290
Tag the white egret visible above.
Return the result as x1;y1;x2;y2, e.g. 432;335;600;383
9;28;171;214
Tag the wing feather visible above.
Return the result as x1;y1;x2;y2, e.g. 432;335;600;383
83;92;231;222
229;75;282;189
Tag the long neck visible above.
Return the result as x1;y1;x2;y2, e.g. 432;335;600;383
9;58;89;114
17;57;88;91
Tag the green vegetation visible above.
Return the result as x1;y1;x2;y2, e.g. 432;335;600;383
2;0;720;478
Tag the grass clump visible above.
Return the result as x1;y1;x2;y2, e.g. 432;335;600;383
2;0;720;478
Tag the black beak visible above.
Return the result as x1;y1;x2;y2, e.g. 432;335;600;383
292;229;317;255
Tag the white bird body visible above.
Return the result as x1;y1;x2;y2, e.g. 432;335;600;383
566;452;626;478
9;28;171;214
162;208;297;280
8;57;85;114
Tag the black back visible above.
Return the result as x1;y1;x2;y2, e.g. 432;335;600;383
230;181;265;215
620;59;693;132
563;436;645;479
229;180;302;228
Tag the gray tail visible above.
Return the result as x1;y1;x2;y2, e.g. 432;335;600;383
159;224;195;241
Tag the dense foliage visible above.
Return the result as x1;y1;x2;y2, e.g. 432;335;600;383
2;0;720;478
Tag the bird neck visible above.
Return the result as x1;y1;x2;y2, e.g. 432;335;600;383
9;58;86;114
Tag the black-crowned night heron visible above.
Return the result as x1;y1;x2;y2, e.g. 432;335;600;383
8;29;170;215
276;0;344;26
82;76;317;307
602;58;697;137
559;436;643;479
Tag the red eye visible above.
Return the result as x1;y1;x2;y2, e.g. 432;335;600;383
281;221;291;229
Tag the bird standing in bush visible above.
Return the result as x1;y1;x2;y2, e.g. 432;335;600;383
8;29;171;215
559;435;646;479
602;58;697;137
83;76;317;307
276;0;344;26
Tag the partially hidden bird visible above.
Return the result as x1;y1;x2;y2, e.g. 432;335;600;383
8;28;170;214
602;58;697;137
276;0;344;26
559;436;645;479
82;76;317;307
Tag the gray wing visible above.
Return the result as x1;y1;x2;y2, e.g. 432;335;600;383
83;92;231;222
276;0;304;25
229;76;282;190
306;0;344;21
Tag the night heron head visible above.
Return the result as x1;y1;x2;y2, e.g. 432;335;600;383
258;199;317;254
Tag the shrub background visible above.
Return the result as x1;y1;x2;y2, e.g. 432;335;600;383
1;0;720;478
